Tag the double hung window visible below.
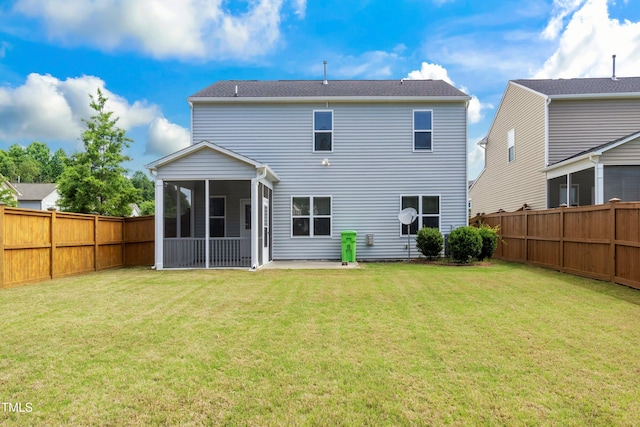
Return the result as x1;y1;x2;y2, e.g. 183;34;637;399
413;110;433;151
401;195;440;235
292;196;332;237
314;110;333;152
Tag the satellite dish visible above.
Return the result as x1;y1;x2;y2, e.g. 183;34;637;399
398;207;418;225
398;207;418;261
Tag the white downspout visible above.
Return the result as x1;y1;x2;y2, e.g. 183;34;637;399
250;167;268;270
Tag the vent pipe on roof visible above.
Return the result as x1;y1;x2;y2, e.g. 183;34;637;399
234;85;238;96
323;60;328;85
612;54;618;81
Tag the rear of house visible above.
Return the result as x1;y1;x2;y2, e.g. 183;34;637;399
147;80;470;269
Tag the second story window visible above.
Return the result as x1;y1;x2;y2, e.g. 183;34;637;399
314;110;333;152
413;110;433;151
508;128;515;162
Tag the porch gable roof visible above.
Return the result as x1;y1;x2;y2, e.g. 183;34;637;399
145;140;280;182
543;130;640;179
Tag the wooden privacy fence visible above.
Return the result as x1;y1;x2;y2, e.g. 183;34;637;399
471;200;640;290
0;206;155;288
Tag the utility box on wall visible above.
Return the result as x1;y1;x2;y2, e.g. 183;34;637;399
365;233;374;246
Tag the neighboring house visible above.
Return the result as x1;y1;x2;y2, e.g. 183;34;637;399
129;203;141;217
0;177;20;206
12;183;59;210
146;79;470;269
469;77;640;215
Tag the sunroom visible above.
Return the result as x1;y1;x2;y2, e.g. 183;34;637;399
146;141;279;270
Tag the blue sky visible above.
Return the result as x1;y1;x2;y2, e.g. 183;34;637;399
1;0;639;180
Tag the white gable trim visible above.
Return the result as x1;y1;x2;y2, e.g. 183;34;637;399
145;140;280;182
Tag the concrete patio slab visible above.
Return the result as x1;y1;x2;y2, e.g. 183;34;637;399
261;260;360;269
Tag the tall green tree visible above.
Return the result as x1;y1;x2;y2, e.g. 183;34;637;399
57;89;139;216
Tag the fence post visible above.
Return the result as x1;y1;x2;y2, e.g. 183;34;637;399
94;214;99;272
524;210;529;262
121;217;126;268
48;208;56;280
0;203;5;287
609;198;620;283
559;206;565;273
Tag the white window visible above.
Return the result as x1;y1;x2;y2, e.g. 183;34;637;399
292;196;332;237
313;110;333;152
508;128;515;162
209;196;226;237
413;110;433;151
401;195;440;235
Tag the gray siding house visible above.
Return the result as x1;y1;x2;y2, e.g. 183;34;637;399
12;183;59;210
470;77;640;215
147;80;470;269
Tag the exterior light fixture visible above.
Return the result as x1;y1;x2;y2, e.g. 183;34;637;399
322;158;330;166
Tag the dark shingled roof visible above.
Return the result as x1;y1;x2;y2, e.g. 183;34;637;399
550;129;640;166
12;183;57;201
190;80;469;99
513;77;640;96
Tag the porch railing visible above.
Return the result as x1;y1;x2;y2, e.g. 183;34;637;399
164;237;250;268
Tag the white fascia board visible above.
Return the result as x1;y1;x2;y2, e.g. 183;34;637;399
544;157;597;179
548;92;640;100
187;95;471;104
145;140;261;171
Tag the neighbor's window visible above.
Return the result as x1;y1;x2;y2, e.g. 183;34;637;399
292;196;332;237
314;110;333;152
401;195;440;235
508;128;515;162
209;196;225;237
413;110;433;151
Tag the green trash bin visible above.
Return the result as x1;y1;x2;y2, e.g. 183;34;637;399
341;230;357;263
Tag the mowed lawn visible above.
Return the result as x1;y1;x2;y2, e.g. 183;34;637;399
2;262;640;426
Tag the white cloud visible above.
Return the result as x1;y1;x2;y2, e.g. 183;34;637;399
541;0;586;40
0;73;191;159
146;117;190;156
407;62;493;124
330;49;403;79
407;62;454;84
13;0;306;60
534;0;640;78
468;141;485;180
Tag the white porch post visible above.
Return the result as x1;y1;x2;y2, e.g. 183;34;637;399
154;178;164;270
251;178;259;269
595;163;604;204
205;179;210;268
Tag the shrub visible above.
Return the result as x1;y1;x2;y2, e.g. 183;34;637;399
478;225;499;261
449;226;482;263
416;227;444;259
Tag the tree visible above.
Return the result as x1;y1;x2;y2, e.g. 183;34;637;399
130;170;155;202
57;89;139;216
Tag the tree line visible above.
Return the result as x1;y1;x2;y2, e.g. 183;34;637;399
1;89;155;215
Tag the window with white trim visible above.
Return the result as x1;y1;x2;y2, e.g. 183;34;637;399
209;196;226;237
292;196;332;237
313;110;333;152
413;110;433;151
507;128;515;162
401;195;440;235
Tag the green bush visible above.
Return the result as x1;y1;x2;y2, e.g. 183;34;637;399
449;226;482;263
478;225;499;261
416;227;443;259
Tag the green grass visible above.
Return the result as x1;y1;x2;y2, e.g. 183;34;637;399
2;262;640;425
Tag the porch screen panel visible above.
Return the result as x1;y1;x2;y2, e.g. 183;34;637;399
604;166;640;202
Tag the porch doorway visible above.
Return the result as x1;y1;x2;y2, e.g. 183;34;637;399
240;199;251;261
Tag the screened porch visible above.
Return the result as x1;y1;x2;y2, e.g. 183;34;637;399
162;179;271;268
